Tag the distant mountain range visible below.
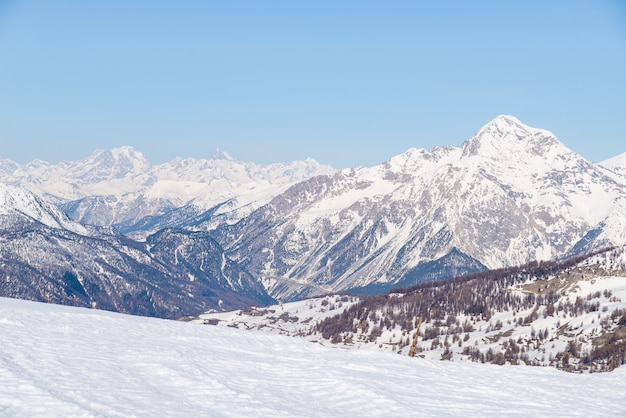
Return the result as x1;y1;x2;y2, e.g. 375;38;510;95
0;147;334;237
1;115;626;315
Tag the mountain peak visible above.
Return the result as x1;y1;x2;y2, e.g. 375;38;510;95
73;146;152;181
462;115;561;159
475;115;533;140
110;145;145;159
492;114;524;125
211;149;235;161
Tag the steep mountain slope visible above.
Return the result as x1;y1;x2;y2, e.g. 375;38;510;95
211;116;626;300
0;183;89;235
0;183;273;317
3;116;625;309
198;246;626;373
0;148;334;233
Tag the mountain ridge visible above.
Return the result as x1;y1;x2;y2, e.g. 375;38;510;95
1;114;625;311
206;115;626;300
0;148;335;232
0;183;274;317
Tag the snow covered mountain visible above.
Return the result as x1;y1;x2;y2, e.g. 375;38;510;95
210;115;626;300
0;183;273;317
601;151;626;178
0;183;89;235
0;147;334;234
3;297;624;416
2;115;625;311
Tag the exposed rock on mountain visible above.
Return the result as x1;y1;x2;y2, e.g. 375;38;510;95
0;183;273;318
601;152;626;178
2;115;625;308
211;116;626;300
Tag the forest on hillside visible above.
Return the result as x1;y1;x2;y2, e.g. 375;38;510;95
315;247;626;372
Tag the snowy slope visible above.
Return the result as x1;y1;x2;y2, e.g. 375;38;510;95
212;115;626;299
1;297;624;417
0;183;88;235
600;151;626;177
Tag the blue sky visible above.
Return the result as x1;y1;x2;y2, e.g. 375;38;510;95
1;1;625;168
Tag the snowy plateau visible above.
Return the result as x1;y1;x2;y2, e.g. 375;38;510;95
1;297;625;417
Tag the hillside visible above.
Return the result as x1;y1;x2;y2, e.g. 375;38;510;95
0;184;273;317
1;297;624;416
198;246;626;372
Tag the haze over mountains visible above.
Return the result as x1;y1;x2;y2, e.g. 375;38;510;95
1;115;626;316
0;147;334;234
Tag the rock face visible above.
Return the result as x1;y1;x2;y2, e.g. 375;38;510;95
0;184;273;318
210;116;626;300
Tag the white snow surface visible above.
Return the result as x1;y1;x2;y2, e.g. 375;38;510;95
1;297;625;417
600;151;626;177
0;183;88;235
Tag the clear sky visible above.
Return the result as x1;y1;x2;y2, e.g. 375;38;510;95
1;1;625;168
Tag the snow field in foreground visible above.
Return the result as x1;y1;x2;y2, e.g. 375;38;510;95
0;297;624;417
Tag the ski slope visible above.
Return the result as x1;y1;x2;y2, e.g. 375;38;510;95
0;297;624;417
